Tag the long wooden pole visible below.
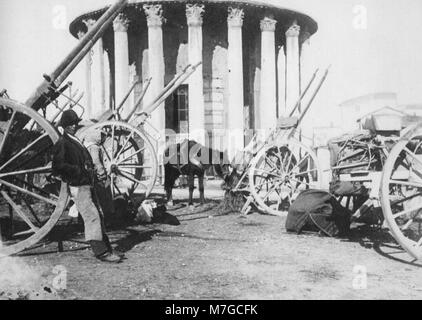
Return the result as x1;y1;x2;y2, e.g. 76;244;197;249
123;78;152;121
288;68;319;117
142;62;202;115
288;66;330;139
144;64;192;110
25;0;128;110
115;80;141;112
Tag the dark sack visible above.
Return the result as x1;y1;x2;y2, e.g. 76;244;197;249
286;189;351;237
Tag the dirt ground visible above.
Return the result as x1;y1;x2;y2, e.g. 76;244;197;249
2;180;422;300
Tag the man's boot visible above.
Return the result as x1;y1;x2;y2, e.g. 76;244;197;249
90;240;122;263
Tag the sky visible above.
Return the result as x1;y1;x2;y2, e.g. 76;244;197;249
0;0;421;130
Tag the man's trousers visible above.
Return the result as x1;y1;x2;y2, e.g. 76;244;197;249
69;185;110;256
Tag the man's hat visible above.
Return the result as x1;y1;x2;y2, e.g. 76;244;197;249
59;109;82;128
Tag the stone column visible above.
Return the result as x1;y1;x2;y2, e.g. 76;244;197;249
277;46;286;117
285;22;301;115
143;4;165;139
227;7;245;161
113;13;130;118
83;19;106;118
104;50;111;111
258;17;277;132
186;4;205;145
78;30;92;120
300;31;312;92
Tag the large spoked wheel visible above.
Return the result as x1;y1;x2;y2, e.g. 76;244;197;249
381;124;422;260
84;121;157;198
0;98;68;256
249;139;321;216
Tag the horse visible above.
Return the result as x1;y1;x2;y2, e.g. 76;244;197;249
163;139;230;207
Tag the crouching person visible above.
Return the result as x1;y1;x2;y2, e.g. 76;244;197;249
82;127;115;223
52;110;123;263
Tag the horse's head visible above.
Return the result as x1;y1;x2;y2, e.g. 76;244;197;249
212;150;231;182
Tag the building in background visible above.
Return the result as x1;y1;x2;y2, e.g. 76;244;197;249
338;92;398;132
400;104;422;117
69;0;318;159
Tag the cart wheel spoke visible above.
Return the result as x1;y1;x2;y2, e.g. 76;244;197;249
392;205;422;218
1;191;39;233
252;167;283;179
284;151;294;172
273;149;284;172
0;110;16;156
400;218;414;231
118;164;151;169
293;168;317;178
392;193;422;206
112;179;123;196
118;170;147;190
0;178;57;206
289;153;310;173
110;173;116;199
111;124;116;161
254;178;272;190
0;165;52;179
290;177;312;188
118;146;147;165
390;179;422;189
265;156;280;173
262;184;278;201
404;147;422;168
115;130;135;160
0;133;49;172
12;175;59;201
101;144;112;162
22;197;43;226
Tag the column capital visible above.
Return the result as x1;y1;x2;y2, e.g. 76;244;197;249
186;4;205;27
286;22;300;38
143;4;165;27
227;7;244;28
113;13;129;32
300;30;311;44
83;18;96;30
77;30;86;39
260;17;277;32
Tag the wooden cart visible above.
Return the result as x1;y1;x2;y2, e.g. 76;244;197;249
0;0;199;256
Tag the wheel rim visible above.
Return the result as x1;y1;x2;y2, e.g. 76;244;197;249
82;121;157;198
249;139;321;216
0;98;68;256
381;125;422;260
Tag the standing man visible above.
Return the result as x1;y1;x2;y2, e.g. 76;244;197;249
52;109;123;263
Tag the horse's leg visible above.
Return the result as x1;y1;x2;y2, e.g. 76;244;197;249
165;187;174;207
164;166;177;207
198;173;205;205
188;173;195;207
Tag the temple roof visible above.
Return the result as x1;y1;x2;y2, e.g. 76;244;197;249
69;0;318;38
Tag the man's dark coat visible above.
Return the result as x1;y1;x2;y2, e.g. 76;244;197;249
52;132;94;186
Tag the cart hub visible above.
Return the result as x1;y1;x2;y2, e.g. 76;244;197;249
110;163;119;174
